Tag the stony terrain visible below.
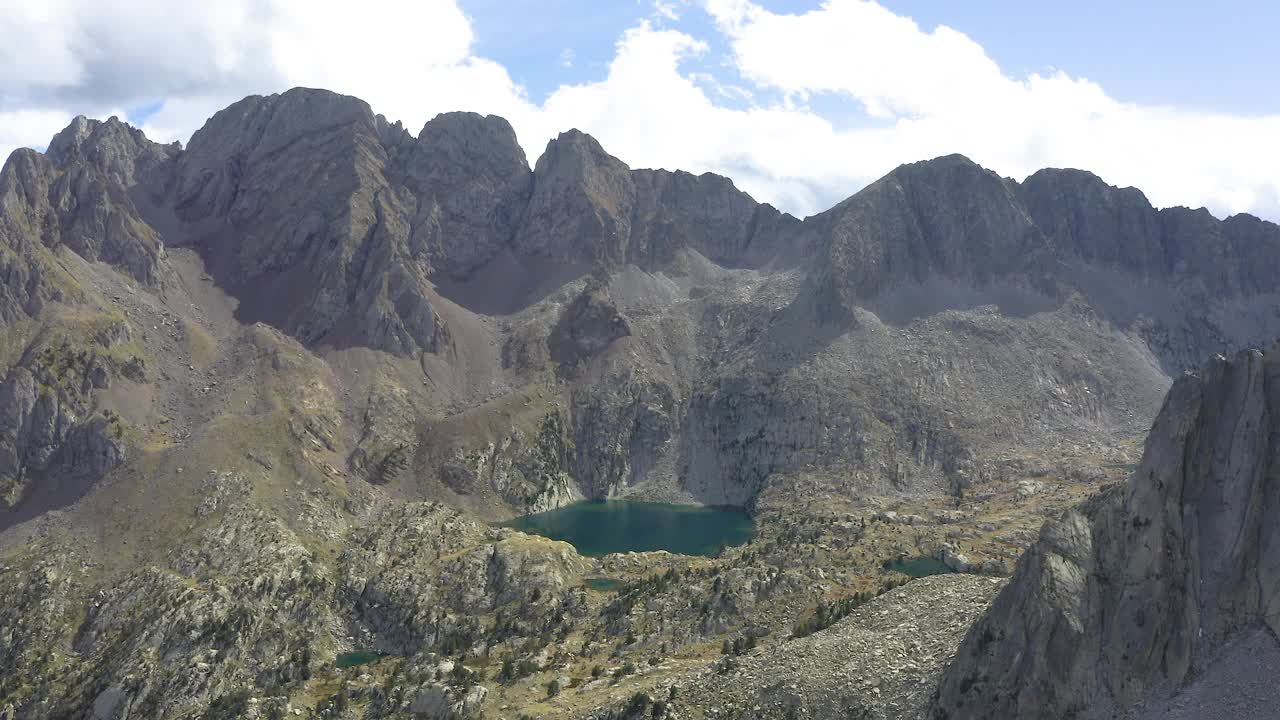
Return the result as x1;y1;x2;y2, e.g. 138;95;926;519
0;87;1278;719
589;574;1006;720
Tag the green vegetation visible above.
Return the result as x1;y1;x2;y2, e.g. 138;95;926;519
792;575;911;639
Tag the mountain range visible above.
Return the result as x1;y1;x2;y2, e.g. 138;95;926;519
2;86;1279;719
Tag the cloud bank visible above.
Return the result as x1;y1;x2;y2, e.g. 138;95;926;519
1;0;1277;221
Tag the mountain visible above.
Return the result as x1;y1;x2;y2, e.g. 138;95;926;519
1;86;1279;719
933;345;1280;719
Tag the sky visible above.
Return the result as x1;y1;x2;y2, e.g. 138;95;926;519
1;0;1277;221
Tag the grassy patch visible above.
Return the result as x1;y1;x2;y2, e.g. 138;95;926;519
183;319;217;368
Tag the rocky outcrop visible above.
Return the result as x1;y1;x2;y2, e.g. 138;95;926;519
339;503;589;655
590;574;1005;720
933;346;1280;719
0;507;335;719
549;280;631;371
572;373;677;498
1;116;174;288
438;411;580;512
0;337;128;509
0;115;174;328
349;380;418;485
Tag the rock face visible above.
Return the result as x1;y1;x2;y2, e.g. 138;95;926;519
0;334;129;509
1020;169;1280;372
801;157;1280;373
933;346;1280;719
174;90;461;355
549;280;631;371
0;115;174;325
802;155;1056;326
517;130;796;270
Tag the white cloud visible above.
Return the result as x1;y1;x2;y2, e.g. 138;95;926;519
699;0;1280;218
0;109;73;154
0;0;535;152
1;0;1277;222
653;1;682;22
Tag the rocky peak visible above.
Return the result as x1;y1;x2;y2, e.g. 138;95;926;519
184;87;376;165
46;115;179;200
518;129;637;267
933;345;1280;718
396;112;533;279
415;112;528;177
0;113;172;290
1020;167;1280;299
629;168;801;268
44;115;97;162
175;87;380;222
800;153;1054;326
517;129;799;271
1156;205;1280;297
1018;167;1164;274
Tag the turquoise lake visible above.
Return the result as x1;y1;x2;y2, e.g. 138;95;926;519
505;500;754;557
889;556;955;578
335;650;388;668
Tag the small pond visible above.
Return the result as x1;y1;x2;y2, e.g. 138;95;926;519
583;576;624;592
889;556;955;578
504;500;754;557
335;650;390;669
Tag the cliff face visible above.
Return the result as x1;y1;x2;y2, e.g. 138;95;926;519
933;346;1280;719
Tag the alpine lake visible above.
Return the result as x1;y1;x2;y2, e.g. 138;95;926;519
503;499;754;558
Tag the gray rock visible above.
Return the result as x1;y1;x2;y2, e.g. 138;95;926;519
550;280;631;370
